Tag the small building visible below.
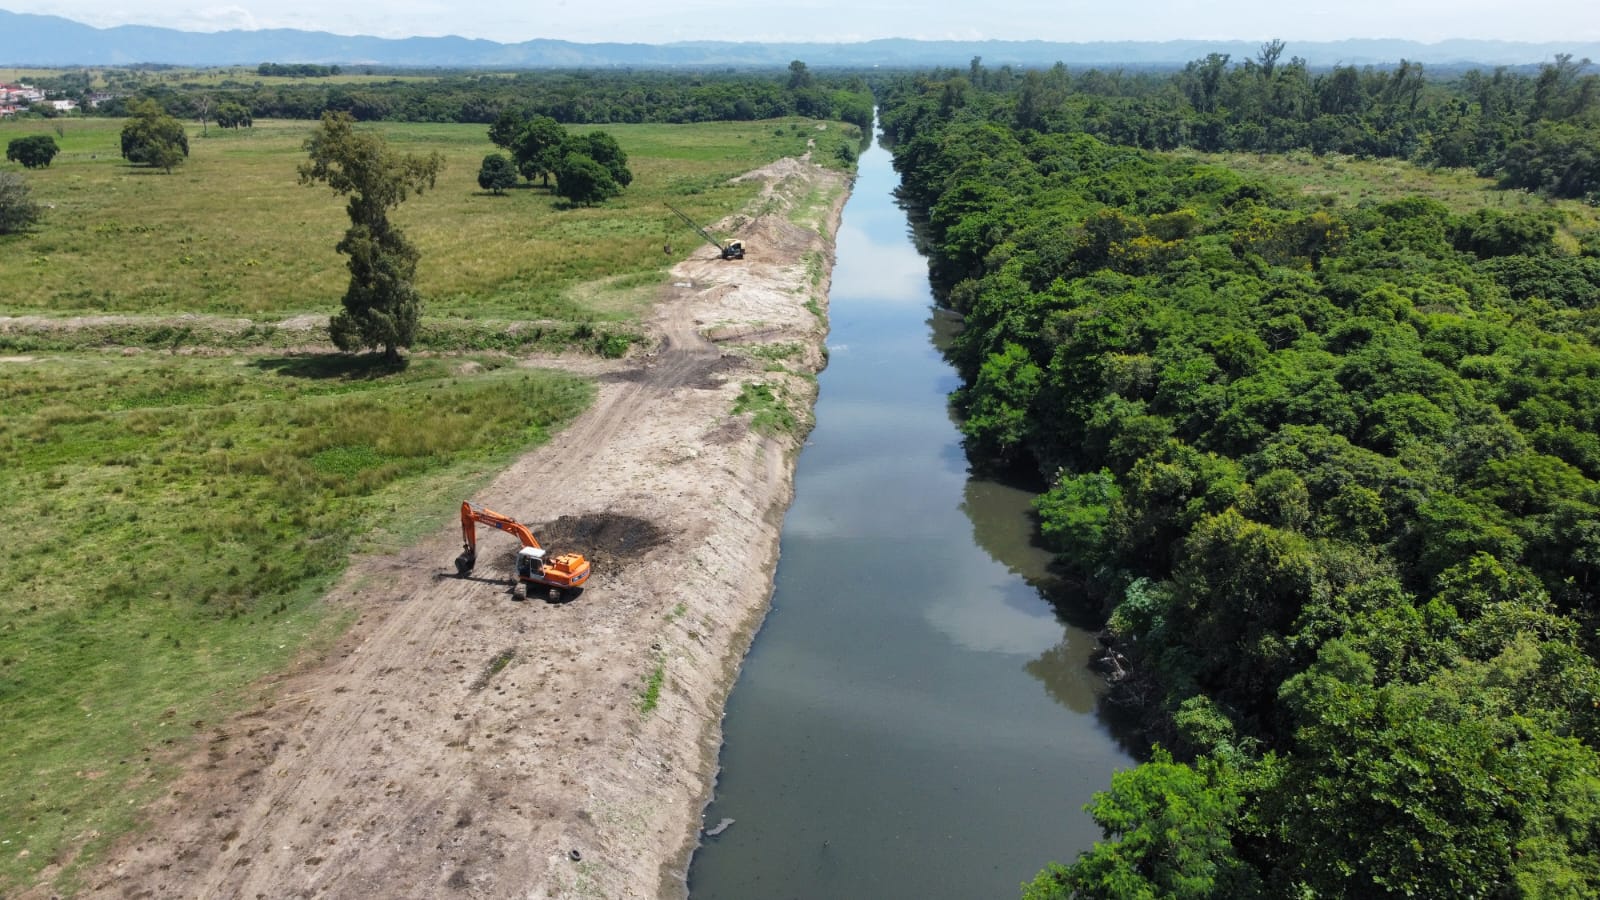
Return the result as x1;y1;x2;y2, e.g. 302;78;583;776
0;83;44;105
49;99;77;112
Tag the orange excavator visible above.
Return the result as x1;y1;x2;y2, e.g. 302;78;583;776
455;501;591;599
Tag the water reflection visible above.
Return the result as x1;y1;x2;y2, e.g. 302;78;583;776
688;122;1134;900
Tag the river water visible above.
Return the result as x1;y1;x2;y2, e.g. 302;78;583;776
686;128;1135;899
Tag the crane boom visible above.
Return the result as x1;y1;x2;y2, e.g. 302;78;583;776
666;203;745;259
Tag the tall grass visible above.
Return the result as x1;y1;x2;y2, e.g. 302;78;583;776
0;354;592;891
1179;149;1600;247
0;117;840;321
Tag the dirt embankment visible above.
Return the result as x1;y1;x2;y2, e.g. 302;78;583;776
59;156;851;899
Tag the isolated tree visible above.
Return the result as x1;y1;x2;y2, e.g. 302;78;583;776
0;172;43;234
567;131;632;188
195;94;213;136
6;135;59;169
477;152;517;194
510;115;567;186
215;101;252;129
787;59;814;90
120;99;189;172
299;111;443;360
553;152;620;206
1256;38;1287;79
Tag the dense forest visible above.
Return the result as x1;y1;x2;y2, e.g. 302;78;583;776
883;48;1600;200
36;65;874;131
880;54;1600;898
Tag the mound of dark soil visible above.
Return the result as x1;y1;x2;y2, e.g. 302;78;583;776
535;513;670;570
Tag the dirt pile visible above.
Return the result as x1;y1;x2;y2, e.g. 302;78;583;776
536;512;671;571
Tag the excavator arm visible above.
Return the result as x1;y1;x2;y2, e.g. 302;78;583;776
456;501;539;574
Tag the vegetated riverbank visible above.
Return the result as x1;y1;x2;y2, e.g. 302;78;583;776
878;66;1600;898
29;152;850;900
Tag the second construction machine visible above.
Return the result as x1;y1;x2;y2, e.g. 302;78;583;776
455;501;591;599
667;202;744;260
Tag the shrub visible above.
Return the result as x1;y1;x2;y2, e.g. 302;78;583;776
0;172;43;234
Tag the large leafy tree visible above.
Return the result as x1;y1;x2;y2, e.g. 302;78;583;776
299;112;443;361
215;102;253;129
567;131;633;188
6;135;59;169
120;100;189;173
553;152;620;207
487;110;523;150
510;115;567;186
0;172;42;234
477;153;517;195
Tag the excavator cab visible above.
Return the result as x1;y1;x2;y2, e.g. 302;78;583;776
516;547;547;580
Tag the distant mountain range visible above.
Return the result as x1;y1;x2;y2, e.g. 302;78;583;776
2;9;1596;69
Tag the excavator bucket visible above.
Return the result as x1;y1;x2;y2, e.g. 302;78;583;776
455;546;477;575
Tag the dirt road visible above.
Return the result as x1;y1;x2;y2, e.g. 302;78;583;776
68;155;850;899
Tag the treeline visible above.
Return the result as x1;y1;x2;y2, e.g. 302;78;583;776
92;65;873;130
881;72;1600;898
881;50;1600;201
256;62;341;78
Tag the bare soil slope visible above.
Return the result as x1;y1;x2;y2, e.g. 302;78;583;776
67;155;850;900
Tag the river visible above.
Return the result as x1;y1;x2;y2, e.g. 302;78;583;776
686;126;1136;899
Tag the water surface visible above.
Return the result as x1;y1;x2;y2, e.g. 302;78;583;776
687;128;1135;899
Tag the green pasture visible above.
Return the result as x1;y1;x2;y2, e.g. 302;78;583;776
0;353;592;891
0;116;845;322
1180;149;1600;247
0;112;851;893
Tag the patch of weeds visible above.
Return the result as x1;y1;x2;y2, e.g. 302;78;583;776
470;648;516;692
738;341;803;362
639;658;666;714
595;332;636;359
804;251;824;287
666;601;687;621
733;381;799;436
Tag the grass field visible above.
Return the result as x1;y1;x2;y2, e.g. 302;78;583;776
0;113;853;893
1179;149;1600;249
0;116;858;323
0;354;592;890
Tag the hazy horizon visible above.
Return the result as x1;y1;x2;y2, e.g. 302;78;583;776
4;1;1597;47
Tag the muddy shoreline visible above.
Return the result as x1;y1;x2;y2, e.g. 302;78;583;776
49;155;851;900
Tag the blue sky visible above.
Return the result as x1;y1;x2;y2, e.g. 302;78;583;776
7;0;1597;44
